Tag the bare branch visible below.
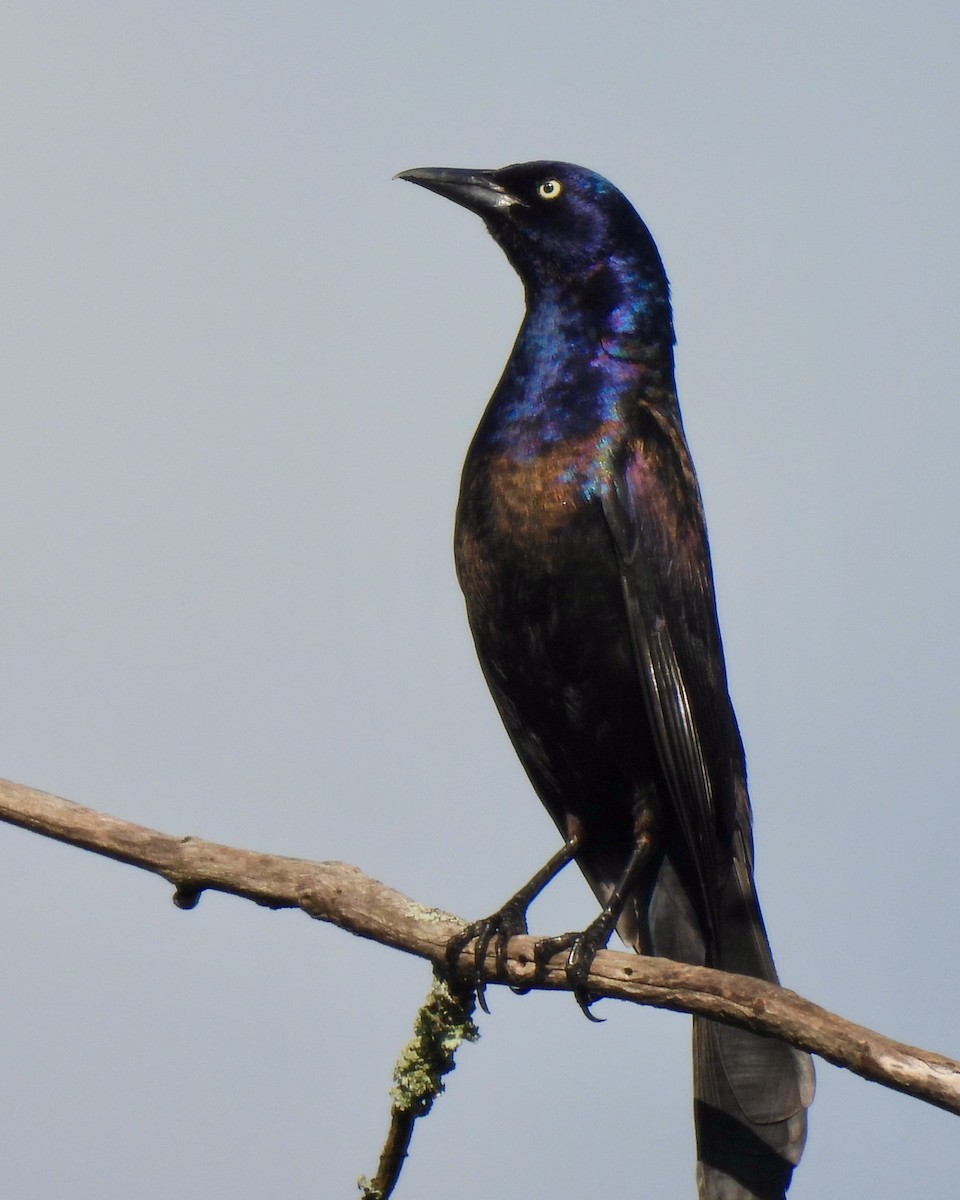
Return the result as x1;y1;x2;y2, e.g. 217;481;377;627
1;775;958;1116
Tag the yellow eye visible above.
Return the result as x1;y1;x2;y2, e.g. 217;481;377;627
536;178;563;201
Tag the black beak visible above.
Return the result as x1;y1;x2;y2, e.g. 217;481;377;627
395;167;524;215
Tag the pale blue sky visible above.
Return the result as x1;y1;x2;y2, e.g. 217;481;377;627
2;4;958;1197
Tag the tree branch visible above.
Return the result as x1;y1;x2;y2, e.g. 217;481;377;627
358;972;479;1200
1;775;958;1116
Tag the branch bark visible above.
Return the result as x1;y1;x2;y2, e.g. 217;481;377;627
1;775;958;1116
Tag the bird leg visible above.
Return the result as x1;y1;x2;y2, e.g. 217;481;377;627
534;832;656;1021
445;828;582;1013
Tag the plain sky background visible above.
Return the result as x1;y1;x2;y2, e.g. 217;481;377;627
2;4;958;1197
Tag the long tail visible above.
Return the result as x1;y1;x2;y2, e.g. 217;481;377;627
642;857;814;1200
693;1015;812;1200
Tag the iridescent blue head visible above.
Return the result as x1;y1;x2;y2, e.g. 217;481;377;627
397;160;673;347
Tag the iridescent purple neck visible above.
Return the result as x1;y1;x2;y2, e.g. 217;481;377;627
475;260;675;465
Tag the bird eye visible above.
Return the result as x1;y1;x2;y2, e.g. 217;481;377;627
536;179;563;201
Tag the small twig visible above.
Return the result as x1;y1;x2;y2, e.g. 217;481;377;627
1;776;959;1116
358;973;478;1200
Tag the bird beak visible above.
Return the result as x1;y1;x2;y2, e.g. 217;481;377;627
395;167;524;213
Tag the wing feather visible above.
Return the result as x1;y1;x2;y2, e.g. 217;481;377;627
601;414;743;943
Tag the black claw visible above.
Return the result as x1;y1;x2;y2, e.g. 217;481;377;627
473;925;494;1012
445;839;582;1010
573;988;605;1022
445;903;528;1012
534;914;615;1021
445;838;584;1010
445;920;489;1010
533;930;577;967
475;961;492;1014
567;935;607;1021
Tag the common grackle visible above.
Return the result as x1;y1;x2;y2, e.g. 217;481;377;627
398;161;814;1200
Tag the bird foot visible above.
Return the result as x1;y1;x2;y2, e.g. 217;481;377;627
445;838;582;1012
534;911;617;1021
445;901;529;1013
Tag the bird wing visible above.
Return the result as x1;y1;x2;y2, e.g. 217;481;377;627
600;395;814;1200
600;400;746;943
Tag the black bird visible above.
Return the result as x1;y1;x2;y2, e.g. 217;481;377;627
398;161;814;1200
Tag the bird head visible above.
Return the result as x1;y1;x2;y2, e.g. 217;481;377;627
396;160;668;301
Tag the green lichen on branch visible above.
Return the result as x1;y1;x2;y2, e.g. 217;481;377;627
357;972;479;1200
390;973;479;1114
